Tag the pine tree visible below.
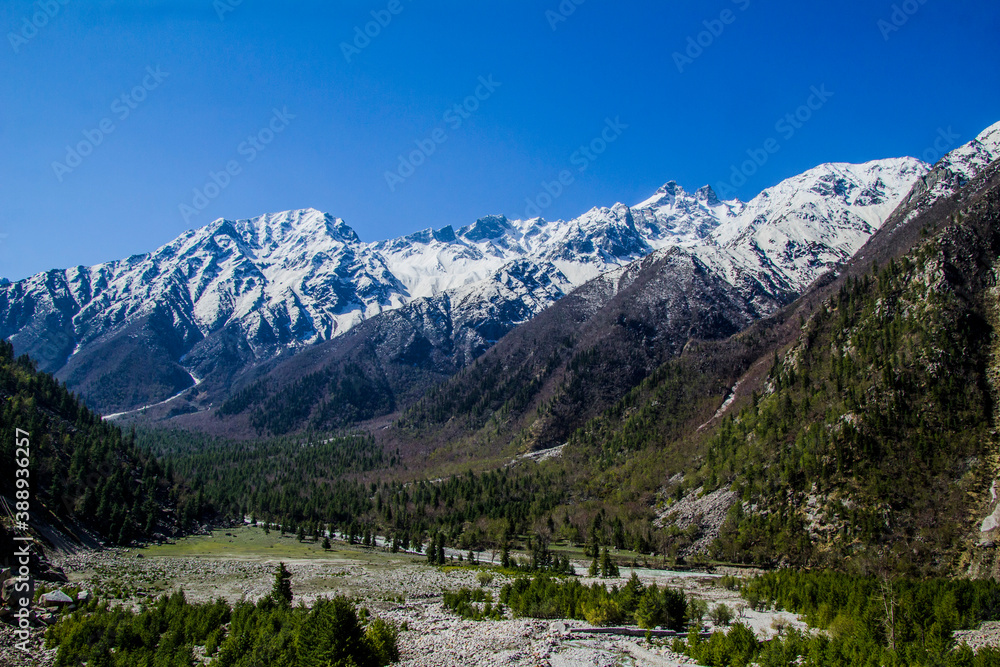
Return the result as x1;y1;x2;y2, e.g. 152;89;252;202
322;536;331;550
600;547;618;578
436;533;446;565
271;562;293;606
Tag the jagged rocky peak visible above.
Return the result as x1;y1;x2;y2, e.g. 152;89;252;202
458;215;514;242
695;185;721;205
635;180;690;208
896;122;1000;211
650;180;684;203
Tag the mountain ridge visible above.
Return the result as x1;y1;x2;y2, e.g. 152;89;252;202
10;124;1000;418
161;156;931;434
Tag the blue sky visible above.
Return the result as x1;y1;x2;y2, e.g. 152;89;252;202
1;0;998;281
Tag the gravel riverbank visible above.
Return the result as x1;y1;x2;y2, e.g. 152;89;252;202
11;539;996;666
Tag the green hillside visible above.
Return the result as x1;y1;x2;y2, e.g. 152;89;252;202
0;340;191;555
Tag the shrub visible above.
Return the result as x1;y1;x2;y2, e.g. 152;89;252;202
709;603;733;627
364;617;400;664
582;596;625;626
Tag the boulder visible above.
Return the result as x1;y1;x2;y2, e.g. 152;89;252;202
37;611;59;625
1;578;18;603
40;590;73;607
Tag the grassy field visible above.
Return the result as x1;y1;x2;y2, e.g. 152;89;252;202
139;526;423;565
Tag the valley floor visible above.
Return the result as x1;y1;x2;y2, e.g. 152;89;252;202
0;527;829;666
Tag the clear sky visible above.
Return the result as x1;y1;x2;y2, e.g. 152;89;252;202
1;0;998;281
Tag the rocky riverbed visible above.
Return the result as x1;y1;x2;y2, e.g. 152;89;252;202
6;534;995;666
2;543;708;667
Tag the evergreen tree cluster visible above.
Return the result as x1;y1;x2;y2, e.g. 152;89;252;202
676;569;1000;666
0;340;185;546
217;362;395;435
46;565;400;667
141;428;393;524
149;430;566;564
496;572;687;630
442;587;505;621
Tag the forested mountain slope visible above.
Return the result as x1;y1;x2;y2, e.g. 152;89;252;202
562;156;1000;575
137;155;1000;579
0;340;191;561
394;246;771;460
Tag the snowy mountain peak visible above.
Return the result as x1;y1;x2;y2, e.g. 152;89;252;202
700;156;930;300
976;120;1000;153
936;121;1000;182
226;208;361;247
458;215;514;242
11;119;1000;416
635;180;686;209
695;185;720;205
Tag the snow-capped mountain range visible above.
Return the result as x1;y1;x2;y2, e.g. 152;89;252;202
2;120;998;415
